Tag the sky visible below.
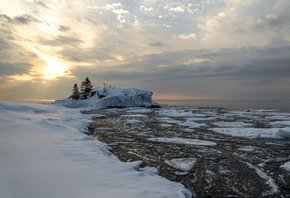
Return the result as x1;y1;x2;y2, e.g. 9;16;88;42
0;0;290;101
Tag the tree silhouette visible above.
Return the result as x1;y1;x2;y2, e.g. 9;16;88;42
80;77;93;99
72;83;80;100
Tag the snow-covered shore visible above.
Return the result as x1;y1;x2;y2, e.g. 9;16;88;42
0;100;190;198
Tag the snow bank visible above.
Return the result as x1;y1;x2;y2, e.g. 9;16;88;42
0;101;190;198
52;87;159;108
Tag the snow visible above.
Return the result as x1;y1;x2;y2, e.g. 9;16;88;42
147;137;217;146
0;100;191;198
53;87;159;108
280;161;290;171
165;158;197;172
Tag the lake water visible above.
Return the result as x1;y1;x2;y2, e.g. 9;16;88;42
155;100;290;113
23;99;290;113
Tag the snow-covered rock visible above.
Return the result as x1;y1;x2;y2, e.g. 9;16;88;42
52;87;159;109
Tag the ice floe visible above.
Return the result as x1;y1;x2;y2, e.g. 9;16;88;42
210;128;284;139
165;158;197;172
280;161;290;171
126;119;145;125
147;137;217;146
212;121;254;128
179;120;209;129
273;128;290;138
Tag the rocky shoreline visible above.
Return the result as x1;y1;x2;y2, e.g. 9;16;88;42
84;106;290;197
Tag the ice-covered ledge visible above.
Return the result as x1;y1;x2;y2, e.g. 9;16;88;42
52;87;160;108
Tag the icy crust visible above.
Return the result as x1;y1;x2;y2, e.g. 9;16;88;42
0;100;191;198
53;87;159;108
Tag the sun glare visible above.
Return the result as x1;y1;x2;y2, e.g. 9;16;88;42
40;55;69;79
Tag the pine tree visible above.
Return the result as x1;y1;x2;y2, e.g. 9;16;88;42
81;77;93;94
80;77;93;99
72;83;80;100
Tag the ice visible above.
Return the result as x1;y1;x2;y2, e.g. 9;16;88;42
189;117;216;121
160;123;172;128
270;121;290;127
266;115;290;121
280;161;290;171
158;117;182;124
0;101;190;198
179;119;209;129
53;87;159;108
273;128;290;138
180;128;195;133
212;121;254;128
245;162;279;196
238;146;259;152
165;158;197;172
157;108;195;117
210;128;283;139
148;137;217;146
126;109;153;114
126;119;145;125
121;114;148;117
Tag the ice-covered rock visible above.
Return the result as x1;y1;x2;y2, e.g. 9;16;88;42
52;87;159;108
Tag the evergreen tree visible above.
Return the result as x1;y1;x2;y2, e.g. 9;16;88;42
81;77;93;94
72;83;80;100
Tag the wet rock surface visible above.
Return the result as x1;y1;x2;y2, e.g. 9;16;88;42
84;107;290;197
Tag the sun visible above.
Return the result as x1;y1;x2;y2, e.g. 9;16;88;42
40;55;69;79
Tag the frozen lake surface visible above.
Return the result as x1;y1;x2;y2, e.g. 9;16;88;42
87;106;290;197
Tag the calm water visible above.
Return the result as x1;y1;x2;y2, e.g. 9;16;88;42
155;100;290;113
20;99;290;113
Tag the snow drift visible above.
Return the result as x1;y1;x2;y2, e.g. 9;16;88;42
53;87;159;108
0;100;190;198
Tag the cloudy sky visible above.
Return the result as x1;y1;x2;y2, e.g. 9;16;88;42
1;0;290;101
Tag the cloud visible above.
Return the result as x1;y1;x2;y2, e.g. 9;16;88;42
168;6;185;13
58;25;70;32
149;41;165;47
174;33;196;40
140;6;153;12
113;9;130;14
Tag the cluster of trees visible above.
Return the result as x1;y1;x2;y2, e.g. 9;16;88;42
71;77;93;100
